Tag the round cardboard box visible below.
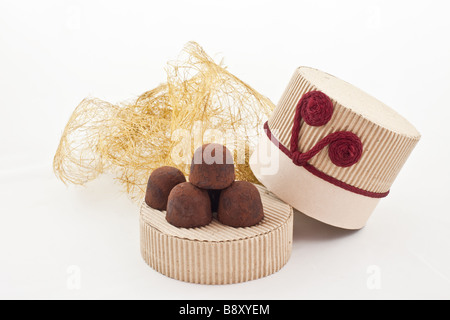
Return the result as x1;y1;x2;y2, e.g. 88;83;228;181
140;184;293;284
250;67;420;229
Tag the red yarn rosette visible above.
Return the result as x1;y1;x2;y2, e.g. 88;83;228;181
328;132;363;167
299;91;333;127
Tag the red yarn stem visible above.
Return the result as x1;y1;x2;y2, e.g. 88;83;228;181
265;90;389;198
292;131;362;167
264;122;389;198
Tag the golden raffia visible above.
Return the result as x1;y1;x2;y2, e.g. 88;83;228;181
53;42;275;200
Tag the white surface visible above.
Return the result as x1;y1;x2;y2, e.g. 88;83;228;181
1;0;449;299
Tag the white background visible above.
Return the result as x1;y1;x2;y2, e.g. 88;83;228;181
1;0;449;300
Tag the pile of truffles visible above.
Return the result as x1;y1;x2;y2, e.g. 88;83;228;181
145;143;264;228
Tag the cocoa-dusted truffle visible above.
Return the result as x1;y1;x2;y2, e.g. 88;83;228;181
145;166;186;210
208;189;221;213
189;143;235;190
217;181;264;228
166;182;212;228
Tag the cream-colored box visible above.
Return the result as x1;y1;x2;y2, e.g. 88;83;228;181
251;67;420;229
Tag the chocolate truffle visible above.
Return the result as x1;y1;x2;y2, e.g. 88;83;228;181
166;182;212;228
145;166;186;210
189;143;235;190
217;181;264;228
208;189;221;213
